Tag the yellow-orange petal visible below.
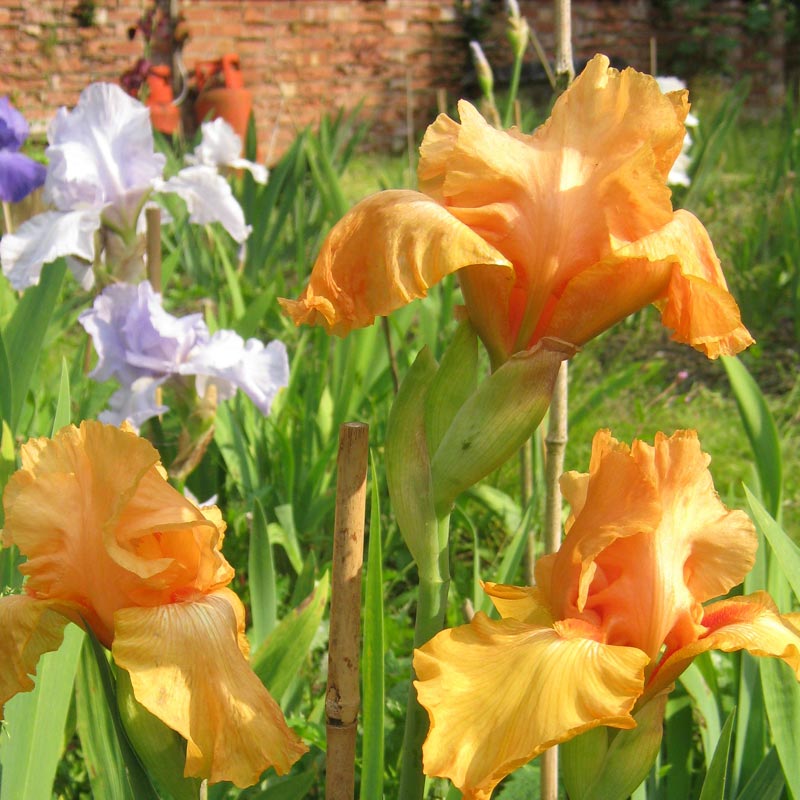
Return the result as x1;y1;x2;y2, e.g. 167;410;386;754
646;592;800;699
413;613;648;799
481;581;554;625
628;210;753;357
2;422;235;643
536;431;661;623
278;189;512;336
0;594;71;717
112;588;307;787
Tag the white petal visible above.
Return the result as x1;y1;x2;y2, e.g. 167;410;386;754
157;165;251;243
227;158;268;184
182;331;289;415
99;376;169;429
45;83;165;213
190;118;244;167
1;209;101;290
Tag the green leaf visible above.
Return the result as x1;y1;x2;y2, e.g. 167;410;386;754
249;498;277;649
679;660;723;765
116;666;201;800
3;258;66;432
424;321;478;455
0;329;12;426
760;657;800;800
74;640;136;800
81;627;161;800
698;707;736;800
745;488;800;603
0;623;84;800
252;572;330;703
51;357;71;435
430;339;572;515
273;503;304;575
735;746;785;800
385;347;440;573
722;355;782;519
259;769;317;799
562;691;668;800
360;453;384;800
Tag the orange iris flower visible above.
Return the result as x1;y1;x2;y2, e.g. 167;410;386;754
413;430;800;799
0;421;307;787
280;54;752;367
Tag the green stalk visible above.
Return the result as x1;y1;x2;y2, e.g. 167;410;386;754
398;516;452;800
502;51;524;129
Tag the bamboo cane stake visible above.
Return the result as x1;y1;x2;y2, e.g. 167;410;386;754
145;206;162;293
326;422;369;800
541;363;568;800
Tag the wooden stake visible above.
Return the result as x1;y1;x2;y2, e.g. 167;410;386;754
145;206;162;292
326;422;369;800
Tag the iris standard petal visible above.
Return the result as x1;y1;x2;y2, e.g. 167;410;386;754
415;55;688;358
0;595;71;717
156;165;251;243
279;189;512;336
112;588;307;786
414;612;647;799
0;208;100;290
646;592;800;699
2;421;235;643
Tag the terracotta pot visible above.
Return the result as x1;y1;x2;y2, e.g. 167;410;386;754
193;53;251;142
146;66;180;135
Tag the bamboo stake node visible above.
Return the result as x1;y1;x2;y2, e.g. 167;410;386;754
326;422;369;800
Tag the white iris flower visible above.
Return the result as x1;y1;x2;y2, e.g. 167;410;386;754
1;83;254;291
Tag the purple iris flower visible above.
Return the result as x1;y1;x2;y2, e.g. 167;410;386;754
0;97;46;203
78;281;290;428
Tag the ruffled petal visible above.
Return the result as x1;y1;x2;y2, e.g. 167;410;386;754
279;189;512;336
621;210;753;356
542;430;757;661
413;612;647;799
182;331;289;415
45;83;165;213
536;430;661;630
112;588;307;787
0;594;71;717
3;421;233;644
157;165;251;243
646;592;800;698
416;55;688;358
0;209;101;290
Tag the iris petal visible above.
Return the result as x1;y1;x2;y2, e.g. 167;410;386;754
0;595;72;717
112;588;307;786
646;592;800;698
414;612;647;799
279;189;512;336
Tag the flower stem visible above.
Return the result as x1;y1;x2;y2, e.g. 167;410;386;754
398;516;451;800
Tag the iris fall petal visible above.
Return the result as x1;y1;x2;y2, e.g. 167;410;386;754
414;612;647;799
112;588;307;787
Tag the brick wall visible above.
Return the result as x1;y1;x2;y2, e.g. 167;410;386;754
0;0;788;165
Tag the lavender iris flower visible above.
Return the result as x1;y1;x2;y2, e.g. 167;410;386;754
79;281;289;427
1;84;252;291
0;97;46;203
